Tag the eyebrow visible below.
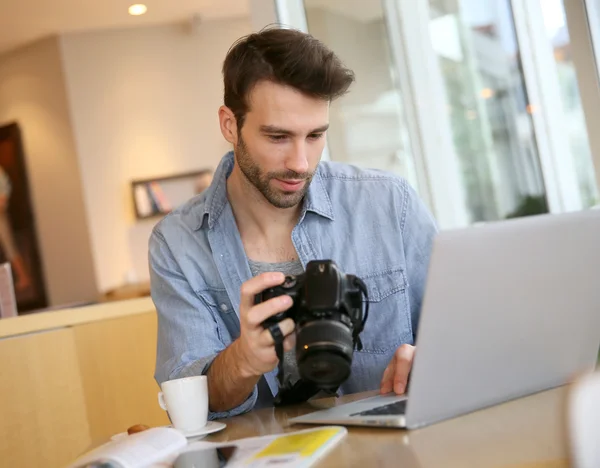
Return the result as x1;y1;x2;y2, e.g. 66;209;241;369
259;124;330;136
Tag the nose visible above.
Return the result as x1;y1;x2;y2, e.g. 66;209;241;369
285;141;309;175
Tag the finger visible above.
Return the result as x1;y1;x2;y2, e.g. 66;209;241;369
380;360;395;394
283;333;296;352
258;318;296;347
393;344;415;394
246;295;293;328
239;272;286;312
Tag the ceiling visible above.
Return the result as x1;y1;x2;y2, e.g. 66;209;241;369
0;0;250;55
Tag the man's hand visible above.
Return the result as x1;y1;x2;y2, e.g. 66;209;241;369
234;272;296;378
380;344;415;395
207;272;296;412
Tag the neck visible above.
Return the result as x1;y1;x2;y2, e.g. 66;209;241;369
226;164;302;237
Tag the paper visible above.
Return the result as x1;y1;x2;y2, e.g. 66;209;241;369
182;426;347;468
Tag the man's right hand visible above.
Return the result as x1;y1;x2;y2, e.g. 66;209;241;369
233;272;296;378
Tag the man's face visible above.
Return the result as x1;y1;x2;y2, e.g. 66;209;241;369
232;81;329;209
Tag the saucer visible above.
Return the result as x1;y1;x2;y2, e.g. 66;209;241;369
111;421;226;441
175;421;227;438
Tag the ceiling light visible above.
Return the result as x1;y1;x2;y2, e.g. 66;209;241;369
129;4;147;16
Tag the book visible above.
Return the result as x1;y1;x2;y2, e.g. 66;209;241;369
148;182;172;212
67;427;187;468
133;184;153;217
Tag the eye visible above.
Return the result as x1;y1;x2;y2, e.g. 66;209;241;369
308;133;325;140
268;135;288;142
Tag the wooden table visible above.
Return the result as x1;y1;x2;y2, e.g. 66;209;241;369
204;387;570;468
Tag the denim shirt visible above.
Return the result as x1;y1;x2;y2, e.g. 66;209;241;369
150;152;437;420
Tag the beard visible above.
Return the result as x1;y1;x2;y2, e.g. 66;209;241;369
235;136;315;209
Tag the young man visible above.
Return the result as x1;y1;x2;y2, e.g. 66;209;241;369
150;28;437;420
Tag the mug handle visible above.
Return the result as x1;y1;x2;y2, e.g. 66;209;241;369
158;392;168;411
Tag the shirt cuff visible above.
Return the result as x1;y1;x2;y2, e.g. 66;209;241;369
174;354;259;421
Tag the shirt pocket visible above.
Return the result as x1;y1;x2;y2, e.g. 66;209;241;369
195;287;238;344
357;267;413;354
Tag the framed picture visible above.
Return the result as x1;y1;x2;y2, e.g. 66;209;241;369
0;123;48;312
131;169;213;220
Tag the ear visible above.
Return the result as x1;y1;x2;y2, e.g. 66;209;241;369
219;106;238;145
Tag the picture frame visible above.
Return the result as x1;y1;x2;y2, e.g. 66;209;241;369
0;123;48;313
131;169;213;220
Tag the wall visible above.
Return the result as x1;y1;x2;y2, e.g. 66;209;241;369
60;18;252;292
0;36;99;306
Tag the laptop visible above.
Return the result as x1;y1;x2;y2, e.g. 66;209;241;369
289;210;600;430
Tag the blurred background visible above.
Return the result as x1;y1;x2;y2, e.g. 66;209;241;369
0;0;598;312
1;2;600;467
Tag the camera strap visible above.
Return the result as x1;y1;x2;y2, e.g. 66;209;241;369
267;323;287;388
352;276;370;351
267;322;326;406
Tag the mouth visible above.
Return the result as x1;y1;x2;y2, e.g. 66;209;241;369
274;179;306;192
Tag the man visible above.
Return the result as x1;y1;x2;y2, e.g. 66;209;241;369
150;27;437;420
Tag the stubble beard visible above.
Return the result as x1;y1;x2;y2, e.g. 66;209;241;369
235;136;314;209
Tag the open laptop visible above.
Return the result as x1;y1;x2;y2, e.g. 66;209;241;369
290;210;600;430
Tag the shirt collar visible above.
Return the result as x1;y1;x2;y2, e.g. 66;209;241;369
195;151;334;230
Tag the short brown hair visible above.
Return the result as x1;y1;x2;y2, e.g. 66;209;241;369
222;27;355;128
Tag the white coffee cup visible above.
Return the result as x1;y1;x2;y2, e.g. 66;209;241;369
158;375;208;434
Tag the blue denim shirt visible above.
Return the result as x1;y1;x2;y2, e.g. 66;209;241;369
150;152;437;420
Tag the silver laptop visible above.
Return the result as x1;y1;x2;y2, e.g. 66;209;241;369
290;210;600;430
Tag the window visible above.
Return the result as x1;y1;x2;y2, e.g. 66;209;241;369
278;0;600;227
539;0;599;207
428;0;548;222
303;0;421;193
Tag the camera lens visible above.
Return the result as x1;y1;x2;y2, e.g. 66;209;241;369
296;320;354;389
299;352;350;388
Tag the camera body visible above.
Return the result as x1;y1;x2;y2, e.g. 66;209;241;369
256;260;367;391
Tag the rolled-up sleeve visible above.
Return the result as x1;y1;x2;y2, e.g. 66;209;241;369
149;228;257;419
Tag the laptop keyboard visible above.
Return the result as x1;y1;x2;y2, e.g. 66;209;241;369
350;399;407;417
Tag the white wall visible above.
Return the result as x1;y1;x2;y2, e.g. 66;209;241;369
0;36;99;306
60;18;252;292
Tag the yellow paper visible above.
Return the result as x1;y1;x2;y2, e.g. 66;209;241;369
253;428;340;459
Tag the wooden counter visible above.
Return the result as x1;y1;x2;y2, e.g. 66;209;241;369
0;298;170;468
205;387;571;468
0;296;155;339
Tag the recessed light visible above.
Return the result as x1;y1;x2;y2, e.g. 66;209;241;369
129;4;147;16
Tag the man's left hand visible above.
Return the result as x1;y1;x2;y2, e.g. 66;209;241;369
380;344;415;395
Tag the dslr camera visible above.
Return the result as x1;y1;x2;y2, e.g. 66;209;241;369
255;260;369;392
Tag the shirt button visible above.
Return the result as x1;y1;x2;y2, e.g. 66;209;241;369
220;303;228;312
